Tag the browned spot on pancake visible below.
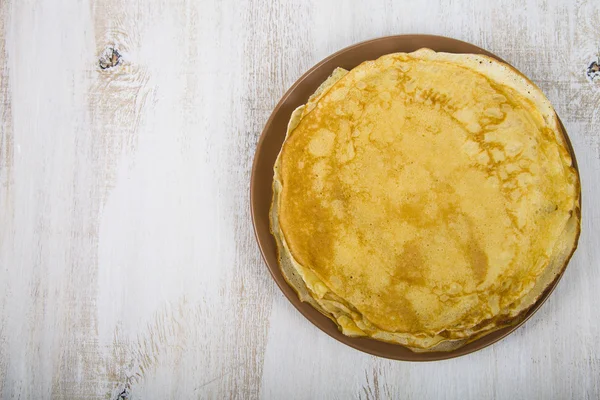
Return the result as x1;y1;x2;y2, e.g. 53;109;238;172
396;202;424;226
394;241;426;286
369;287;423;332
281;182;336;274
465;240;488;283
392;296;422;332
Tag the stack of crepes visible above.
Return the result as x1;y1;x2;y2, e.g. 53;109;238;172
270;49;580;352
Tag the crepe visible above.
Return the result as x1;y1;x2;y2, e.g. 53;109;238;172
271;49;580;351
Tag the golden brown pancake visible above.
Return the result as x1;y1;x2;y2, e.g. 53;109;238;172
271;49;580;351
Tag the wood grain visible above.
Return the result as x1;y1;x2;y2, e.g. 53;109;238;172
0;0;11;395
0;0;599;399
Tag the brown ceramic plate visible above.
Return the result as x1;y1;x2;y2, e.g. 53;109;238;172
250;35;579;361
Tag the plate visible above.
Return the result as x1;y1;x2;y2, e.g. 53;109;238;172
250;35;580;361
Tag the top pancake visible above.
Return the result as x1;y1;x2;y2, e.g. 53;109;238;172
273;49;580;350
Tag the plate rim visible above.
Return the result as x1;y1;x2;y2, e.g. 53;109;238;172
250;34;581;361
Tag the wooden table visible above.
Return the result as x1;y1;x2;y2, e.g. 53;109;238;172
1;0;598;398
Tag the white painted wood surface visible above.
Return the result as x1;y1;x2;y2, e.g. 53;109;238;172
1;0;599;398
